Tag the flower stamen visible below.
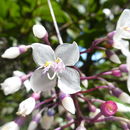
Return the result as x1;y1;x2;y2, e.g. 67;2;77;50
47;72;56;80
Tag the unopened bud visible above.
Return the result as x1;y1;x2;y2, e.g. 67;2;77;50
76;121;86;130
100;101;118;116
1;76;22;95
59;92;76;114
17;97;36;116
119;92;130;104
116;102;130;112
0;121;20;130
28;113;41;130
119;64;128;73
33;24;47;39
40;112;54;130
112;69;121;77
106;50;121;64
1;45;28;59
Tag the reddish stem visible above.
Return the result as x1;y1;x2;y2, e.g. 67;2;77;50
76;86;108;94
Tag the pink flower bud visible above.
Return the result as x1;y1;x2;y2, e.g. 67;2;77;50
112;70;121;77
119;64;128;73
100;101;118;116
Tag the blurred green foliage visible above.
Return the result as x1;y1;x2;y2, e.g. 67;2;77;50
0;0;130;129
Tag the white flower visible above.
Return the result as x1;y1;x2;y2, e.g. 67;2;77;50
0;121;19;130
1;45;28;59
30;42;81;94
33;24;47;39
1;77;22;95
113;9;130;56
17;97;36;116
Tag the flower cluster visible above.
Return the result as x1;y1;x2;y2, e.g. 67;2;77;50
1;6;130;130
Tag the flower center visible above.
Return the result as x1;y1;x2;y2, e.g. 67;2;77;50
42;58;65;80
123;26;130;32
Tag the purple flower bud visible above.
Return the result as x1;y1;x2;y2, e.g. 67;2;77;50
47;109;55;116
112;70;121;77
32;113;41;123
119;64;128;73
100;101;118;116
111;87;122;97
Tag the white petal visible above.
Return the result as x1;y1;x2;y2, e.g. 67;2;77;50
30;68;57;92
116;9;130;39
127;73;130;93
55;42;80;66
116;9;130;29
126;53;130;72
58;67;81;94
33;24;47;39
113;36;129;56
31;43;55;66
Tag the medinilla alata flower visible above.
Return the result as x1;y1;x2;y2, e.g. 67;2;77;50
113;9;130;56
30;42;81;94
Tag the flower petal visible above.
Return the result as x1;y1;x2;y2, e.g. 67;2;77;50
31;43;55;66
30;68;57;92
116;9;130;39
58;67;81;94
113;34;129;56
55;42;80;66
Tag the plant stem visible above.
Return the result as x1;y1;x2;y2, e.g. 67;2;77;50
47;0;63;45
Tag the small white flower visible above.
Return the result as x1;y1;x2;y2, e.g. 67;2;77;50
0;121;19;130
30;42;81;94
113;9;130;56
33;24;47;39
76;121;86;130
1;45;28;59
17;97;36;116
1;76;22;95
